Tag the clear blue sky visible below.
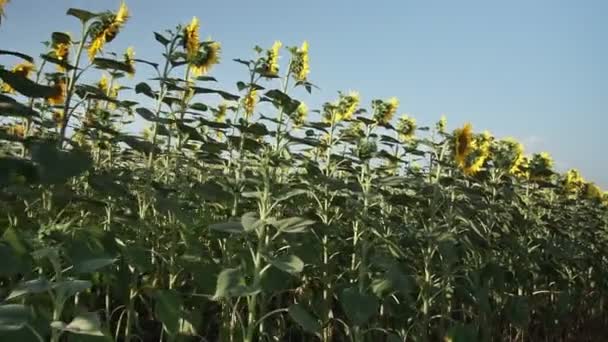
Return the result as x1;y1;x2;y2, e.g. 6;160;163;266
1;0;607;186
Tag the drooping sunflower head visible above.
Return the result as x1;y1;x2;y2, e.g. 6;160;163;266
261;40;282;77
243;88;257;119
51;32;71;72
190;40;221;76
584;182;603;201
436;115;447;134
335;91;360;121
183;17;200;59
213;103;227;123
396;115;417;142
372;97;399;125
124;46;135;77
290;41;310;82
563;169;585;194
47;77;67;106
528;152;554;180
291;101;308;127
453;123;473;167
491;137;525;176
87;2;130;60
1;62;35;93
461;132;492;176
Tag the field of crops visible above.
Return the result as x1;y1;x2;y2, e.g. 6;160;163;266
1;2;608;342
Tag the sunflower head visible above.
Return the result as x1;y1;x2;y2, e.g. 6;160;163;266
51;32;71;71
243;88;257;119
47;77;67;106
372;97;399;125
183;17;200;59
584;182;603;201
124;46;136;77
7;123;26;138
190;41;221;76
335;91;360;121
291;102;308;127
528;152;554;180
436;115;447;134
261;41;282;77
563;169;585;194
87;2;130;60
491;137;525;176
290;41;310;82
461;132;492;176
454;123;473;167
396;115;416;142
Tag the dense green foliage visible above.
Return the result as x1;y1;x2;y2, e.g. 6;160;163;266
1;3;608;341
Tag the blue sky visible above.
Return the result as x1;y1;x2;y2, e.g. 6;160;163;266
1;0;607;186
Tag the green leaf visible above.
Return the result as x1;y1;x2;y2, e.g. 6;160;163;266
154;290;182;336
213;268;251;299
66;8;98;23
339;288;378;326
263;89;301;114
288;304;321;334
6;278;52;301
505;296;529;328
73;258;115;274
0;157;38;186
92;58;133;73
53;280;92;302
241;212;262;232
52;312;104;336
154;32;170;46
192;87;240;101
209;221;245;234
0;305;31;331
267;254;304;275
0;69;59;98
274;217;316;233
0;50;34;63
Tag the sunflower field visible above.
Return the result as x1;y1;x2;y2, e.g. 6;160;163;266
1;2;608;342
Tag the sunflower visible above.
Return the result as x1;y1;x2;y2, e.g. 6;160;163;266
564;169;585;194
585;182;603;201
88;2;129;60
528;152;554;180
53;43;70;72
183;17;200;59
335;91;359;121
1;62;35;93
215;103;227;123
191;41;221;76
52;110;65;127
262;41;282;77
373;97;399;125
462;131;491;176
243;88;257;119
396;115;416;142
47;78;67;106
124;46;135;77
503;138;525;175
436;115;447;133
290;41;309;82
454;123;473;167
292;102;308;127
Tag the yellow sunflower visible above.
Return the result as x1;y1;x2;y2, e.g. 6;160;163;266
436;115;447;133
88;2;129;60
184;17;200;59
336;91;360;121
124;46;135;77
262;41;282;77
292;102;308;127
373;97;399;125
290;41;310;82
396;115;417;142
454;123;473;167
47;78;67;106
462;132;491;176
191;41;221;76
584;182;603;201
243;88;257;119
